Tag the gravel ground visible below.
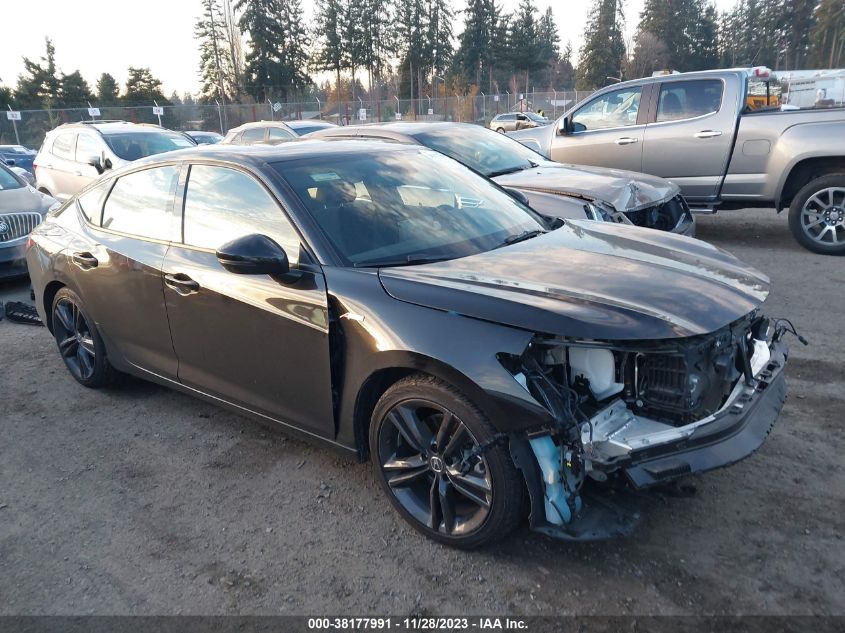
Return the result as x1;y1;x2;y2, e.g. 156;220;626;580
1;208;843;616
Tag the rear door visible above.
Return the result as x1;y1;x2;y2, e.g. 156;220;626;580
45;132;78;200
553;85;645;172
65;165;180;377
162;163;335;438
641;78;736;201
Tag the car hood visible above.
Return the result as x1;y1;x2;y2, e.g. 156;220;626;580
0;186;55;214
493;163;680;212
378;221;769;341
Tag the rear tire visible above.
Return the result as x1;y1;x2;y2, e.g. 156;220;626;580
369;374;524;548
51;287;114;388
496;127;505;134
787;174;845;255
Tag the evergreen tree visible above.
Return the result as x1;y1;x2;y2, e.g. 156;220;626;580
59;71;93;107
426;0;454;78
123;67;167;104
275;0;311;99
95;73;120;103
453;0;505;91
312;0;346;101
537;6;561;88
15;38;61;109
508;0;544;91
195;0;232;102
576;0;625;90
781;0;816;69
236;0;285;101
358;0;394;99
633;0;718;73
810;0;845;68
395;0;427;99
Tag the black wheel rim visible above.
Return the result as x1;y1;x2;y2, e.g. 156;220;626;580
377;399;493;536
54;297;96;381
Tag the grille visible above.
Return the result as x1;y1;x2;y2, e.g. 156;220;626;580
0;212;42;243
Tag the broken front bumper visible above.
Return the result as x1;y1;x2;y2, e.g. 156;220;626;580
622;339;787;488
511;339;788;541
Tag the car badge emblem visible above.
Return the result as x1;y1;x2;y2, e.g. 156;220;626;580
0;220;9;235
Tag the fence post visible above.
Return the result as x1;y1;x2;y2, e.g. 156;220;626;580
552;89;557;119
316;97;322;119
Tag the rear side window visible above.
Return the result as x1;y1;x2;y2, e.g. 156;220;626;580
241;128;266;144
656;80;724;122
52;133;76;159
182;165;300;263
101;166;179;240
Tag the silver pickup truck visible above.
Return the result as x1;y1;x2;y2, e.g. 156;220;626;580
511;68;845;255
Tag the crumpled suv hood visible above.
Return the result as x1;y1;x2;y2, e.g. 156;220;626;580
378;221;769;341
494;163;680;212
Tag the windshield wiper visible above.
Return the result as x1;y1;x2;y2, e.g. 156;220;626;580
355;254;453;268
496;229;546;249
487;160;540;178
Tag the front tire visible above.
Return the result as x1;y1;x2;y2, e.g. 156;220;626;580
51;287;114;388
369;374;524;548
496;127;505;134
788;174;845;255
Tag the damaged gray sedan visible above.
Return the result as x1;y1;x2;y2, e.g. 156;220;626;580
28;141;791;548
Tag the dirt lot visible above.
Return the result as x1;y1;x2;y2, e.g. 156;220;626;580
1;208;843;616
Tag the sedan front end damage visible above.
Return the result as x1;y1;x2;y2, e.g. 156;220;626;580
504;313;790;541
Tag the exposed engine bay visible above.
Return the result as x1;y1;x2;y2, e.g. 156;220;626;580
504;312;791;538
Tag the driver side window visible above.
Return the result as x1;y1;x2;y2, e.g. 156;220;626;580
571;87;643;131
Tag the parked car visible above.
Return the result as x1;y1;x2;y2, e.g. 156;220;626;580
489;111;549;133
0;163;55;278
311;122;694;234
285;119;338;136
34;121;196;201
220;121;297;145
27;140;791;547
510;67;845;254
183;130;223;145
1;145;37;174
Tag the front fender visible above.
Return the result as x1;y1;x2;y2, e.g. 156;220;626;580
324;268;554;454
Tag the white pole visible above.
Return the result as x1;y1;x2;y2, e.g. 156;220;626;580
7;105;20;144
154;100;162;126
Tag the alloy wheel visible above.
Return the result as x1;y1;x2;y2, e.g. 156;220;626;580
800;187;845;246
377;399;493;536
53;297;97;381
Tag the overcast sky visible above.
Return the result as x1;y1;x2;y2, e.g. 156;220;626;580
1;0;739;96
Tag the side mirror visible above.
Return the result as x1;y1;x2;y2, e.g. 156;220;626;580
504;187;530;206
216;233;300;282
5;158;15;166
559;116;572;135
84;154;105;174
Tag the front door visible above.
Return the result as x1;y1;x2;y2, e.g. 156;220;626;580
642;78;737;201
162;163;335;438
553;85;645;173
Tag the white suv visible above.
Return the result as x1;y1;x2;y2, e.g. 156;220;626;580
34;121;195;201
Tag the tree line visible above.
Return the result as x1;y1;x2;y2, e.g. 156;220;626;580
1;0;843;113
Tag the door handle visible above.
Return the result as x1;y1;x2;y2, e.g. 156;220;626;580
164;273;200;295
71;251;98;270
694;130;723;138
615;137;639;145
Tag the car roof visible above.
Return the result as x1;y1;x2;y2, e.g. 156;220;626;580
48;122;180;136
228;120;293;132
286;120;335;129
316;121;482;137
124;138;423;172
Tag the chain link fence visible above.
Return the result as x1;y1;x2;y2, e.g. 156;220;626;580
1;91;593;148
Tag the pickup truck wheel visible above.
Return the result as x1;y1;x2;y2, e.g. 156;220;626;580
788;174;845;255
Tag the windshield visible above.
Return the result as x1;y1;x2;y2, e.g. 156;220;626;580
191;132;222;144
290;123;334;136
0;165;24;190
274;148;545;267
103;131;195;161
413;126;547;177
524;112;547;122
